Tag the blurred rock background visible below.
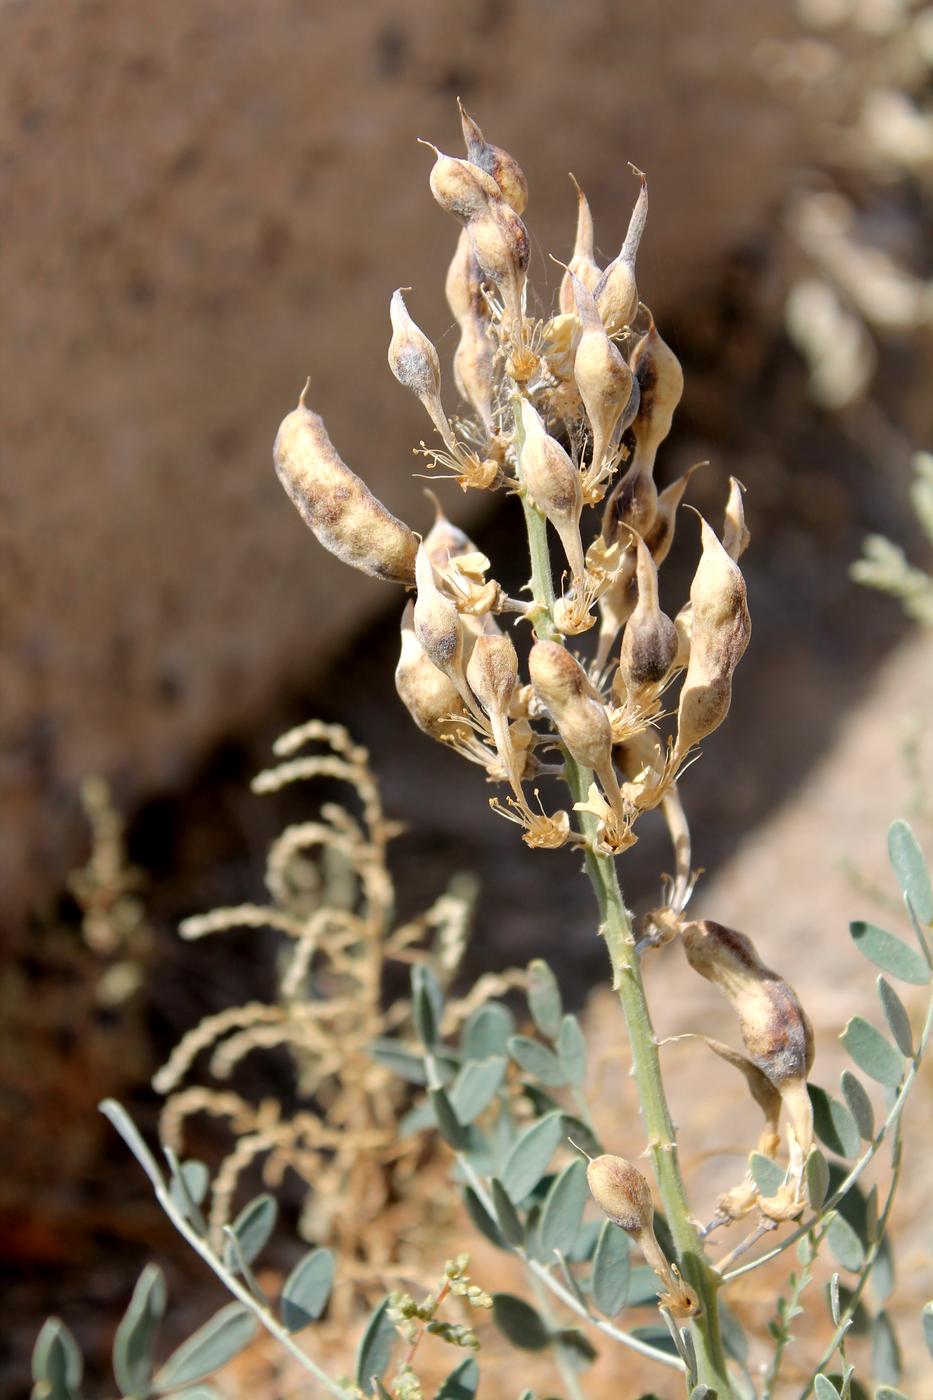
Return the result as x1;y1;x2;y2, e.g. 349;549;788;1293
2;0;932;1394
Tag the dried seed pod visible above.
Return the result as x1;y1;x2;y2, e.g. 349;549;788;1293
396;602;471;742
722;475;751;561
274;385;418;585
586;1154;653;1233
426;144;500;221
387;289;458;451
413;541;464;678
458;100;528;214
560;260;639;482
593;168;648;336
518;399;585;581
681;921;814;1087
619;534;678;693
467;204;529;324
422;489;474;570
642;460;706;569
466;632;518;716
629;312;684;471
673;512;751;763
559;173;601;313
587;1155;700;1319
601;456;659;544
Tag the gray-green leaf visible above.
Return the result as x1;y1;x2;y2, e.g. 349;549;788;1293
527;959;563;1040
877;978;914;1057
168;1161;210;1223
450;1057;506;1123
557;1016;587;1087
32;1319;83;1400
463;1003;514;1059
355;1298;397;1394
501;1112;563;1204
463;1186;508;1251
591;1220;631;1317
826;1213;866;1273
491;1294;550;1351
809;1084;861;1159
431;1088;468;1150
369;1039;428;1085
849;921;929;985
279;1248;334;1332
840;1070;875;1141
411;965;442;1049
888;820;933;925
873;1233;895;1305
113;1264;166;1397
154;1305;258;1391
750;1152;785;1197
508;1036;567;1087
539;1159;588;1258
813;1377;840;1400
806;1148;830;1211
840;1018;905;1087
871;1311;901;1387
491;1178;525;1247
223;1194;277;1272
922;1300;933;1360
435;1357;479;1400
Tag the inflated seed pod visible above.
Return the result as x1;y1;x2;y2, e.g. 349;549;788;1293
466;632;518;715
396;602;471;743
528;641;626;828
426;145;500;221
559;174;601;313
561;261;639;480
387;289;458;455
518;399;586;581
587;1155;699;1319
618;534;678;693
673;512;751;763
642;460;706;569
274;385;418;585
593;168;648;336
629;312;684;471
458;100;528;214
681;921;814;1087
680;918;814;1157
467;203;529;324
721;475;751;562
413;541;464;679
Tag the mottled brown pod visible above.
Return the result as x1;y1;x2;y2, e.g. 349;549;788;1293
519;400;586;581
593;168;648;336
619;534;678;693
396;601;471;743
273;386;418;585
458;101;528;214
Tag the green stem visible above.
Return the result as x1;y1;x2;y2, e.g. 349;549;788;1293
565;758;732;1398
518;493;732;1396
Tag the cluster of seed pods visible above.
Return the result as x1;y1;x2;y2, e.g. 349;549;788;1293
273;106;814;1222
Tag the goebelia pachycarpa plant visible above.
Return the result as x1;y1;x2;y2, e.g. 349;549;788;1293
267;104;933;1397
57;105;933;1400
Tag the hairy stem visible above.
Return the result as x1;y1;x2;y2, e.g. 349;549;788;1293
519;498;732;1396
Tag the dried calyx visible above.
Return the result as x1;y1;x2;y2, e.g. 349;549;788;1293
271;105;751;882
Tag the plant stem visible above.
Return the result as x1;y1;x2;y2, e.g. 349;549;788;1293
517;497;732;1396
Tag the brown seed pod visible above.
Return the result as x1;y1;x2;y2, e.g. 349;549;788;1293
467;204;530;324
629;311;684;472
413;541;464;678
396;601;471;743
673;512;751;763
466;632;518;717
680;920;815;1088
273;385;418;585
619;534;678;693
587;1155;700;1319
425;144;500;221
722;475;751;562
519;399;585;581
458;100;528;214
559;173;601;314
586;1154;653;1233
593;168;648;336
559;259;639;483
